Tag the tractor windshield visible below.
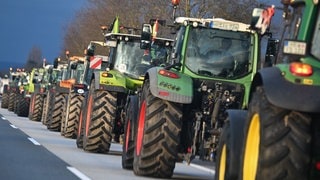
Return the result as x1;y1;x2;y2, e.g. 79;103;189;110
311;7;320;60
185;27;252;78
113;40;152;78
74;62;85;84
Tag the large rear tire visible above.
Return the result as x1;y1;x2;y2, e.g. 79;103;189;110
133;80;182;178
1;92;9;108
16;95;30;117
122;95;138;170
8;92;16;111
47;93;66;131
28;93;44;121
62;92;84;138
83;80;117;153
241;86;312;180
42;90;54;125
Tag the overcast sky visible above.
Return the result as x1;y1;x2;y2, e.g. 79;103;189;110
0;0;87;72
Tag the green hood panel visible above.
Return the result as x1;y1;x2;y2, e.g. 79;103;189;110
98;69;144;91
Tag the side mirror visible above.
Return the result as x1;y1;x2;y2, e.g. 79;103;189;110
140;24;152;50
251;6;275;35
251;8;264;28
264;38;279;67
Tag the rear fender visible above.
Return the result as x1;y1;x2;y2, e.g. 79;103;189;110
146;67;193;104
252;67;320;113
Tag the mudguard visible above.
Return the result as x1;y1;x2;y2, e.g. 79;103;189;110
253;67;320;113
225;109;247;178
146;67;193;104
93;70;127;93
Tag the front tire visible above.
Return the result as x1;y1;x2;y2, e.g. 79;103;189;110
133;80;182;178
241;86;312;180
28;93;44;121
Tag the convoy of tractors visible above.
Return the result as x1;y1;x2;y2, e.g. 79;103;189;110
1;0;319;179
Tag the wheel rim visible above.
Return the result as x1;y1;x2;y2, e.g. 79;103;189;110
219;144;227;180
125;120;131;152
243;113;260;180
136;100;146;156
85;94;93;136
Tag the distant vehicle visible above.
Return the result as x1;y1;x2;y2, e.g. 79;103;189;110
0;76;9;95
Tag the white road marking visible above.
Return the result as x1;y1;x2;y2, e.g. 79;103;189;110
67;166;91;180
28;137;41;146
183;161;215;175
1;117;7;120
10;124;18;129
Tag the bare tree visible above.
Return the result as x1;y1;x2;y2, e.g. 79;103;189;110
61;0;267;57
25;46;43;72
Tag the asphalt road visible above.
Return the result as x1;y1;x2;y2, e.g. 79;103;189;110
0;105;215;180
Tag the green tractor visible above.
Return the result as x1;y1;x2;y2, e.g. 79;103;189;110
216;0;320;179
76;17;174;154
42;57;69;126
2;68;26;111
13;70;31;117
46;54;85;132
60;55;87;138
28;67;48;121
122;1;277;178
14;66;47;118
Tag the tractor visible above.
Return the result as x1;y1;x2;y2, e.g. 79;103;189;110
42;57;69;127
3;68;27;112
216;0;320;179
28;65;53;121
15;67;48;117
46;53;85;132
121;1;277;178
76;17;174;154
60;55;88;138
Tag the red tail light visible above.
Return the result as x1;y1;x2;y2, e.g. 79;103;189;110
289;62;313;76
316;161;320;171
158;69;179;79
172;0;180;6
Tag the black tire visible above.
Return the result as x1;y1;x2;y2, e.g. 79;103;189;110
16;94;30;117
1;92;9;108
133;80;182;178
8;92;16;111
83;80;117;153
76;101;86;149
47;93;66;131
28;93;44;121
14;93;22;114
216;121;236;180
42;90;54;125
241;86;312;180
62;92;84;138
122;95;138;170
